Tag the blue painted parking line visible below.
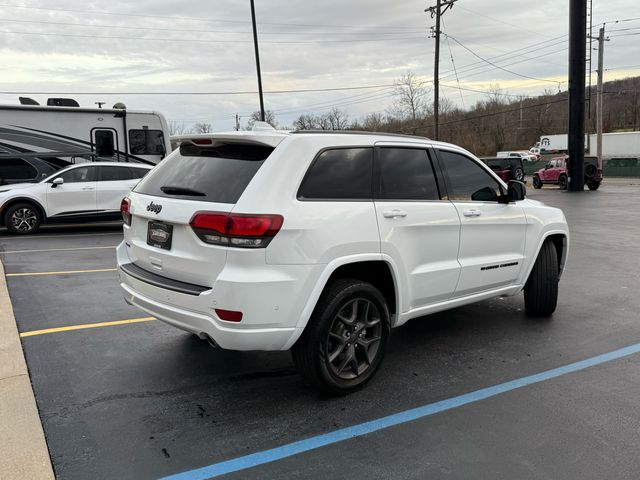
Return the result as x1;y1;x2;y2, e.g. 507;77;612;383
161;342;640;480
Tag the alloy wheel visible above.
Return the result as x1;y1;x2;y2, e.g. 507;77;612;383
325;298;383;380
10;207;38;232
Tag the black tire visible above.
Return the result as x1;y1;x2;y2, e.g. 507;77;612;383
533;175;542;189
524;241;559;317
587;181;600;191
292;278;390;395
558;175;568;190
513;167;525;182
4;202;42;234
585;163;597;179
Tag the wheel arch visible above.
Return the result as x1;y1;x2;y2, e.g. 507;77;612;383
285;255;401;349
0;197;47;226
521;231;568;286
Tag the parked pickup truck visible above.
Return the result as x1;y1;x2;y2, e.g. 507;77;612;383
532;155;602;190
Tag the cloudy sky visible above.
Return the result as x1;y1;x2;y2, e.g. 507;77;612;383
0;0;639;130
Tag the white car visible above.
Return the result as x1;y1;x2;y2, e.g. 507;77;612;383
118;127;569;394
0;161;153;234
497;151;537;162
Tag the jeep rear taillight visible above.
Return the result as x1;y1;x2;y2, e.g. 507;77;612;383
121;197;131;226
190;212;283;248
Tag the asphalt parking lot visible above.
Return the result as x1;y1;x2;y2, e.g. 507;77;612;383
3;179;640;480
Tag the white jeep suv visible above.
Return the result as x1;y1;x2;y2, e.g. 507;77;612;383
0;161;152;234
117;128;569;394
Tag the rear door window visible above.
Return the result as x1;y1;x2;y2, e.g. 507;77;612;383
376;148;440;200
298;148;373;200
134;142;273;203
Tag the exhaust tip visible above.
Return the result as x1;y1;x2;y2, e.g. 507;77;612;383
204;334;219;349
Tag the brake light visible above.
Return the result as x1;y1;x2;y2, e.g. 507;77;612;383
191;138;213;145
121;197;131;226
190;212;283;248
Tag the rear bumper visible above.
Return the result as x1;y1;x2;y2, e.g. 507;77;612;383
116;242;317;351
120;279;297;350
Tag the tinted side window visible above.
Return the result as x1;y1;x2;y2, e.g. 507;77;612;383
0;158;37;180
100;166;133;181
129;167;150;179
58;166;97;183
129;130;166;155
439;150;501;202
377;148;439;200
298;148;373;200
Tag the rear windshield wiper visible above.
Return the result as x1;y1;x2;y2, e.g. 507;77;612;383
160;185;206;196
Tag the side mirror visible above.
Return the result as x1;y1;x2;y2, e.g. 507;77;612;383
51;177;64;188
507;180;526;202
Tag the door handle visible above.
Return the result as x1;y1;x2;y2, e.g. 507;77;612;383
462;209;482;217
382;209;407;218
81;187;95;191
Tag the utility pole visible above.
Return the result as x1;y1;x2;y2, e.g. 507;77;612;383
250;0;265;122
425;0;457;141
567;0;587;191
594;25;609;172
235;114;241;131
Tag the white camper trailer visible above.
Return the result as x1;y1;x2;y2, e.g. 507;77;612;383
0;99;171;179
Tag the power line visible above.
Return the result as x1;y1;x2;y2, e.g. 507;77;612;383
0;3;423;30
0;17;425;36
454;4;551;38
442;18;465;109
0;29;425;44
444;34;565;87
0;83;397;96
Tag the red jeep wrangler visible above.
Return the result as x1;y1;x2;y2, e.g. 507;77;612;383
532;155;602;191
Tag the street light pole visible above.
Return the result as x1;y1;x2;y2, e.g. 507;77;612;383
250;0;265;122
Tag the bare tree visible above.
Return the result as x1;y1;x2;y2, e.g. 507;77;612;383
168;121;190;136
388;71;430;121
247;110;277;129
324;107;350;130
193;122;213;134
360;113;385;131
293;113;320;130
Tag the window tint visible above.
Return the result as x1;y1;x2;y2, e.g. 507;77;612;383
129;167;150;179
298;148;372;200
95;130;115;157
129;129;166;155
439;150;501;202
0;158;37;180
100;166;133;181
377;148;439;200
58;166;97;183
134;143;273;204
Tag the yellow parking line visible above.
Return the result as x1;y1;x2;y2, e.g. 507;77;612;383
19;317;156;337
6;268;117;277
1;246;116;254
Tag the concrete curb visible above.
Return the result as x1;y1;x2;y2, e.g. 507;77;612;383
0;259;55;480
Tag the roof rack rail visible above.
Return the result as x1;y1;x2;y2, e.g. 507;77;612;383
291;130;430;141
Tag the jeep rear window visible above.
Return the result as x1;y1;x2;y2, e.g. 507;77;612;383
134;142;274;204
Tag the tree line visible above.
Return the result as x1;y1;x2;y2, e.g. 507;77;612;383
169;73;640;157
